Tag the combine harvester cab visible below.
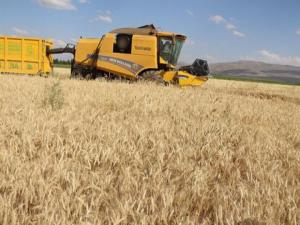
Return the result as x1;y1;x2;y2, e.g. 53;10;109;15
47;25;209;87
0;36;53;76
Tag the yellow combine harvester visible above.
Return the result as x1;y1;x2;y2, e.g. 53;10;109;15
48;25;209;86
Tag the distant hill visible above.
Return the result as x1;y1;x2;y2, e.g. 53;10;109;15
210;61;300;84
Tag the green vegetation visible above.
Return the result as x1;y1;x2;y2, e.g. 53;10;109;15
53;59;71;68
53;64;71;68
212;74;300;86
42;82;64;110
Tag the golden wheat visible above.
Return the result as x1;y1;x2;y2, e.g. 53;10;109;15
0;75;299;225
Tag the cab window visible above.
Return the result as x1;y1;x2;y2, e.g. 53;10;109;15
159;38;173;62
113;34;132;54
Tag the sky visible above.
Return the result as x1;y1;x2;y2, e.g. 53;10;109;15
1;0;300;66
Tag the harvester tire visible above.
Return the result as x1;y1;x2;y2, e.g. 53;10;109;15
71;68;81;78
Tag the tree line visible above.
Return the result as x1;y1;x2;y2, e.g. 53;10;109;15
53;59;72;65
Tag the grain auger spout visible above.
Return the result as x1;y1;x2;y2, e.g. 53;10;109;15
47;43;76;55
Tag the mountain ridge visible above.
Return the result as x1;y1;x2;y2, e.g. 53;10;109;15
209;60;300;84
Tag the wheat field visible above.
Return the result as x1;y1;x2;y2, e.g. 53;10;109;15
0;74;299;225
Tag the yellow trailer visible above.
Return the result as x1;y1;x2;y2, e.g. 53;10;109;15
0;36;53;75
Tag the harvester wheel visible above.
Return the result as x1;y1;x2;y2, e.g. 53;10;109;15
140;70;166;85
71;67;82;78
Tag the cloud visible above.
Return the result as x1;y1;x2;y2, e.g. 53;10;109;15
91;11;112;23
233;30;246;38
36;0;76;10
12;27;29;35
78;0;88;3
296;29;300;36
210;15;246;38
204;55;219;63
240;56;257;61
259;49;300;66
185;39;195;46
70;38;78;43
98;15;112;23
186;9;194;17
210;15;225;24
54;39;67;47
225;23;236;31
